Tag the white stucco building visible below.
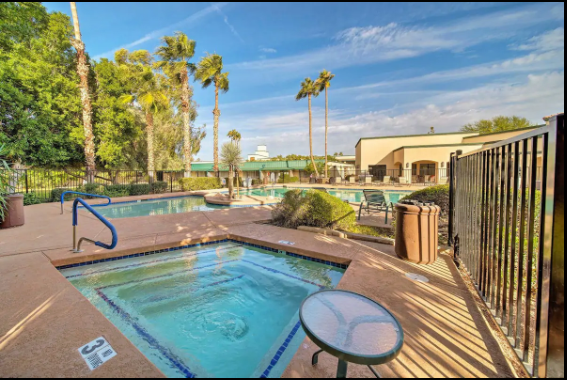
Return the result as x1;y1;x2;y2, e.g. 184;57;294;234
247;145;270;161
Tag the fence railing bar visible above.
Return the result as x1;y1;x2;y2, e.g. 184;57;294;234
480;151;489;295
508;141;520;336
502;144;513;326
496;146;506;318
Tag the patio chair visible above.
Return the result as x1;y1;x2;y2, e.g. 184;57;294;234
348;176;357;186
438;177;448;185
358;190;394;223
382;176;391;186
396;177;410;186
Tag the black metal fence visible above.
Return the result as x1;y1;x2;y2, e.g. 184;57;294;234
449;115;564;378
297;168;449;185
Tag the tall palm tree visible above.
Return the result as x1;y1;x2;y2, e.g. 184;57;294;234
315;70;334;179
220;142;243;199
227;129;241;146
296;78;320;178
70;2;95;181
194;53;229;175
121;63;168;180
155;32;196;178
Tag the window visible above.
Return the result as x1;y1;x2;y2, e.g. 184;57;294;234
412;164;417;176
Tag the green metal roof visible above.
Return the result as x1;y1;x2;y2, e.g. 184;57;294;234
191;159;324;172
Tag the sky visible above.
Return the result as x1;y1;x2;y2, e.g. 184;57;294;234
45;2;564;160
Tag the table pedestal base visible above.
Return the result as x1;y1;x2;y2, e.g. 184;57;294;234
311;350;381;378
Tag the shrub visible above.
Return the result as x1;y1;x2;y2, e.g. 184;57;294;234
272;189;311;228
103;184;131;198
24;192;42;206
50;187;74;202
272;189;356;230
402;184;450;214
129;183;151;196
307;190;356;230
251;179;262;186
84;183;102;198
179;177;222;191
151;181;168;194
278;174;299;183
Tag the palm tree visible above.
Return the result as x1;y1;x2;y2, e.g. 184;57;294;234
315;70;334;179
70;2;96;181
295;78;320;178
194;53;229;175
220;142;243;199
155;32;196;178
227;129;241;146
120;62;168;180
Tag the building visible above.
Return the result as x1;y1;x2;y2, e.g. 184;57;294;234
334;155;355;165
247;145;270;161
355;126;541;184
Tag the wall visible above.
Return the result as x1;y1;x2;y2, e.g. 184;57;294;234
357;132;478;170
462;127;539;144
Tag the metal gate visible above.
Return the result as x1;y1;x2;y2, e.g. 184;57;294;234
449;114;564;378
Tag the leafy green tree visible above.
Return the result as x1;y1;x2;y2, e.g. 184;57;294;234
0;145;15;221
296;78;320;177
304;161;326;175
70;2;96;179
0;10;84;167
461;116;533;135
220;142;243;199
0;2;48;52
315;70;334;179
119;51;169;179
155;32;197;178
194;53;229;174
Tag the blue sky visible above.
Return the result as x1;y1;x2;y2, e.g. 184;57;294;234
46;2;564;160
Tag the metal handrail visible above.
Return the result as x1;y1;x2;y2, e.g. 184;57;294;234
60;191;112;214
71;198;118;253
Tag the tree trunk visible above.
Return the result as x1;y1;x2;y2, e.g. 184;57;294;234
228;166;234;199
70;2;95;183
212;83;220;175
146;112;155;181
308;94;319;178
181;67;192;178
324;87;328;179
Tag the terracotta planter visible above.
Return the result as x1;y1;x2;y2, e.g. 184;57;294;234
1;194;25;229
394;202;440;264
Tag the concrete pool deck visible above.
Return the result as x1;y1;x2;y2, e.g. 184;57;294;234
0;192;524;378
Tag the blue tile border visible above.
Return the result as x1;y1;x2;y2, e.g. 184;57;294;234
57;239;349;271
260;321;302;378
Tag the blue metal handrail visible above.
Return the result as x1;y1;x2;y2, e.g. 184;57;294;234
71;198;118;253
60;191;112;214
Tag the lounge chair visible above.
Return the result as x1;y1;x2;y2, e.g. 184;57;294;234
381;176;391;186
358;189;394;223
348;176;357;185
396;177;410;186
438;177;448;185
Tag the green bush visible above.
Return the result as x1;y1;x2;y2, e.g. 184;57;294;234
272;189;356;230
129;183;151;196
179;177;222;191
50;187;74;202
402;184;450;213
84;183;102;198
278;174;299;183
24;192;42;206
151;181;168;194
251;179;262;186
103;184;131;198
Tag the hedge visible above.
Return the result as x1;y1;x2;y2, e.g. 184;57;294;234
179;177;222;191
272;189;356;230
278;174;299;183
402;184;450;213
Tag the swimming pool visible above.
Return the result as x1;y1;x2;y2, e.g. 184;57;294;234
61;241;344;378
94;196;226;219
239;187;411;204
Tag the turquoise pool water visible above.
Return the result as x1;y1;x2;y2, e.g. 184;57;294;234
61;241;344;378
95;196;226;219
239;187;411;204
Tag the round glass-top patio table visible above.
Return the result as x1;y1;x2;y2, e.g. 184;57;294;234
299;290;404;378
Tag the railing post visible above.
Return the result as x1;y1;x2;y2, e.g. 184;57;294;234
448;152;456;246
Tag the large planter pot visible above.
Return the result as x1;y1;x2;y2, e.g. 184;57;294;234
1;194;25;229
394;202;440;264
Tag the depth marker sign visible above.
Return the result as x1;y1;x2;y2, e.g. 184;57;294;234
78;337;117;371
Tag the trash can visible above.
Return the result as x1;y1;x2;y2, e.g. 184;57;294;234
1;194;25;229
394;200;440;264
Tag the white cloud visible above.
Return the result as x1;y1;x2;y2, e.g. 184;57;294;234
93;2;228;60
511;27;564;53
259;47;277;53
229;3;561;77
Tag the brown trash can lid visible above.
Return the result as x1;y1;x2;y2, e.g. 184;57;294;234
394;203;441;214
